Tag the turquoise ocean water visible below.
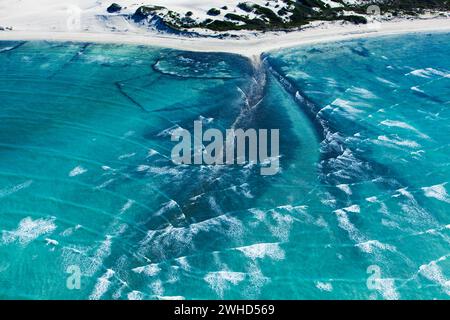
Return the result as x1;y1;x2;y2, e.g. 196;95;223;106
0;32;449;299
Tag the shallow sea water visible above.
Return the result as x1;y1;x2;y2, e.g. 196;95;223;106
0;33;449;299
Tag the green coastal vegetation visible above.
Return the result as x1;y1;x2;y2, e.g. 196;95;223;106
113;0;450;32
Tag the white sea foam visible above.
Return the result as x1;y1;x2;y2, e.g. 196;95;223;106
330;98;363;115
268;210;294;241
243;262;269;298
380;120;429;139
422;183;450;203
155;200;179;216
86;54;125;65
175;256;191;271
286;70;311;79
111;222;128;238
315;216;328;228
356;240;396;253
147;149;158;157
147;166;185;177
334;209;370;252
324;77;337;87
86;235;113;276
204;271;246;298
411;86;425;93
0;180;33;198
150;279;164;296
132;263;161;276
2;217;56;245
411;150;425;158
347;86;377;99
136;165;150;172
366;196;378;203
418;254;450;296
249;208;266;222
0;46;14;52
89;269;115;300
139;214;243;260
236;243;285;260
157;125;182;137
320;192;337;207
343;204;360;213
95;178;115;190
337;184;352;195
375;278;400;300
399;198;436;229
157;295;186;300
392;188;414;201
61;224;82;237
118;152;136;160
189;193;204;201
122;130;135;138
45;238;59;246
69;166;87;177
120;199;135;214
381;219;399;229
376;77;398;88
377;135;420;148
316;281;333;292
127;291;144;300
199;115;214;124
407;68;449;78
335;210;357;238
112;282;127;300
408;69;430;78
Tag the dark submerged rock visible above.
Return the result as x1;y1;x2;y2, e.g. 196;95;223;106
107;3;122;13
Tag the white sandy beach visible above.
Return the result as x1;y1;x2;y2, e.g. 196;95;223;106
1;18;449;57
0;0;449;56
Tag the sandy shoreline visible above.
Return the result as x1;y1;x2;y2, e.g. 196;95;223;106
1;18;449;57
